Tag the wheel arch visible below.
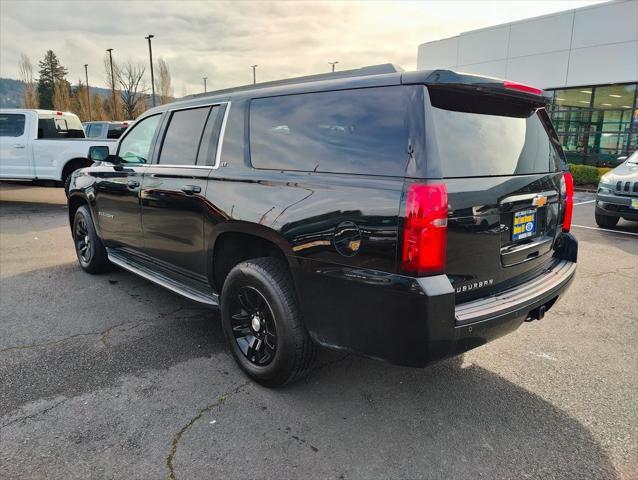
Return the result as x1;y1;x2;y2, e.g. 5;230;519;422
67;192;92;229
208;222;298;293
61;157;93;182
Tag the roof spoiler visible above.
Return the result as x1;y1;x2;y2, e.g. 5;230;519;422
402;69;551;103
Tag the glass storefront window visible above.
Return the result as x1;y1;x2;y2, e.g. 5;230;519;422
553;88;592;109
548;82;637;166
592;84;636;109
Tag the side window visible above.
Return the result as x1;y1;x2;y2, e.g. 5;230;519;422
85;124;100;138
117;114;161;164
0;114;25;137
249;86;409;176
196;105;224;166
158;107;211;165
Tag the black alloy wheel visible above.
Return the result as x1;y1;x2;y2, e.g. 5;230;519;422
220;257;316;386
72;205;110;274
74;216;92;264
229;286;278;366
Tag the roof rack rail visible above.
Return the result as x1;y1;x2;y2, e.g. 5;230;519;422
182;63;403;100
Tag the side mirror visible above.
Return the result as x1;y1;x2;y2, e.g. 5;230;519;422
617;156;628;162
88;145;111;163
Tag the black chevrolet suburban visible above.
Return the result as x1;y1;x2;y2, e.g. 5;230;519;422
68;64;578;386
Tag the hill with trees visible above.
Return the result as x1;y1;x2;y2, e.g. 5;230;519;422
1;49;174;120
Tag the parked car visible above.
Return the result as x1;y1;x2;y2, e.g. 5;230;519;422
83;120;133;139
67;65;578;386
0;109;116;194
595;151;638;227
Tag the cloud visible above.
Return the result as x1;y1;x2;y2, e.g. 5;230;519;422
0;0;604;97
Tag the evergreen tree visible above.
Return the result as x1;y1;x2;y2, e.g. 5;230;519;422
37;50;68;109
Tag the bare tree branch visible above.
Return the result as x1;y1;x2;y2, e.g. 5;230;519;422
116;61;148;119
155;58;174;105
72;80;91;121
18;53;38;108
52;79;71;111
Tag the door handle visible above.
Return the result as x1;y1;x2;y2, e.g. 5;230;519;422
12;145;26;149
127;180;140;189
181;185;201;195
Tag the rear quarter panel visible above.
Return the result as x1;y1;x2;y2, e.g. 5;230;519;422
204;98;407;354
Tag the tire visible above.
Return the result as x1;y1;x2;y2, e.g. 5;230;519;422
595;211;619;228
63;173;72;197
221;257;316;387
73;205;110;274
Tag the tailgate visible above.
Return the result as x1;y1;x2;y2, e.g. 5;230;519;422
423;83;567;302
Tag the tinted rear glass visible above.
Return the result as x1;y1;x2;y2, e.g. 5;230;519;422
250;86;409;176
107;124;128;139
428;88;562;177
38;115;84;139
159;107;210;165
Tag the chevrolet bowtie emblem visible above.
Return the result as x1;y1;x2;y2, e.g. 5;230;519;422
532;194;548;207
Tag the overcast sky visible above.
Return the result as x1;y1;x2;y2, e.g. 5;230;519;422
1;0;605;96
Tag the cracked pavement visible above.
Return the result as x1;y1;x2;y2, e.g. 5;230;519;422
1;184;637;479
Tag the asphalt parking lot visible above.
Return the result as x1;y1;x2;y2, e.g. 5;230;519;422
0;183;636;480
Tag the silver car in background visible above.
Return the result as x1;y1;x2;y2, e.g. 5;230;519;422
595;151;638;227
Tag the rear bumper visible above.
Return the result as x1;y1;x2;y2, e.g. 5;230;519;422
450;259;576;358
297;235;578;367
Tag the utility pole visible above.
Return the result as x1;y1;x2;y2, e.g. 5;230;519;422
329;61;339;72
106;48;116;120
203;77;207;93
145;34;156;107
251;65;258;85
84;64;91;121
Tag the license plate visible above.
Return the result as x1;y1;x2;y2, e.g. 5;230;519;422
512;209;537;241
631;199;638;210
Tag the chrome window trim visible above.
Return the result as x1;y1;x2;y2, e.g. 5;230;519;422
145;164;214;170
150;101;231;170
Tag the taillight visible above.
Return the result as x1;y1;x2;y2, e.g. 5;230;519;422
402;183;448;275
561;172;574;232
503;80;543;96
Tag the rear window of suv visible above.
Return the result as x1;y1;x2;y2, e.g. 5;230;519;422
427;87;563;178
249;86;409;176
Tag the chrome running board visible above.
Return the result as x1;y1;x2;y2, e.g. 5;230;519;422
108;250;219;307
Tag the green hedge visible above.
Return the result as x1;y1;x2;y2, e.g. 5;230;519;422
568;164;612;185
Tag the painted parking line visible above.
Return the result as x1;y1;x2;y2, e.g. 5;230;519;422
572;224;638;237
574;200;596;205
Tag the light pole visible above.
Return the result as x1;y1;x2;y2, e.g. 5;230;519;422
203;77;207;93
329;61;339;72
251;65;258;85
145;34;156;107
106;48;116;120
84;64;91;121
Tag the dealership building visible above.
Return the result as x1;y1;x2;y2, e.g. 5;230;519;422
417;0;638;166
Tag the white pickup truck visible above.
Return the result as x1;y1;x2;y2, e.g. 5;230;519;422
0;109;117;193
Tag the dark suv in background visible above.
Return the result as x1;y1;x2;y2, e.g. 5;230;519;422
68;65;578;386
